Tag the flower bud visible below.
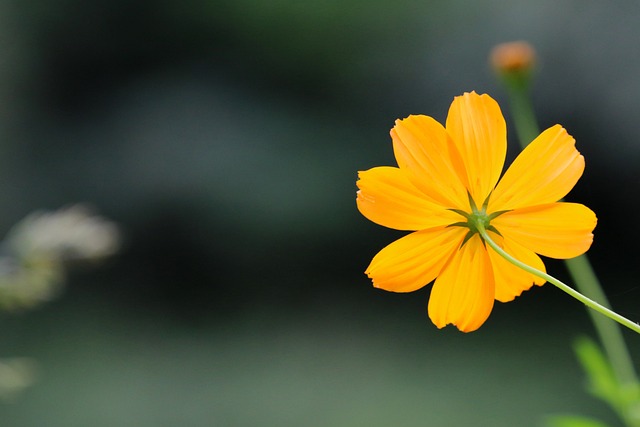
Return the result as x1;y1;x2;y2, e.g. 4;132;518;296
490;41;536;74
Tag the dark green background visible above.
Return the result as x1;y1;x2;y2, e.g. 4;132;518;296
0;0;638;425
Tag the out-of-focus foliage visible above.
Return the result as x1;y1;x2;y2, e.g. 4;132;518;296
0;0;637;426
0;205;119;399
573;337;640;427
547;415;612;427
0;358;37;402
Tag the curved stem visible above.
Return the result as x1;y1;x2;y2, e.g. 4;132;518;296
502;77;639;386
476;223;640;335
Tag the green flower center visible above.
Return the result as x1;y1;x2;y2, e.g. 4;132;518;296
448;193;509;246
467;209;492;235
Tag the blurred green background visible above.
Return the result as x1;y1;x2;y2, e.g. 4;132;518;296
0;0;639;425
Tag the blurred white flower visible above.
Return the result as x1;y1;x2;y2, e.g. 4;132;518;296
0;204;120;311
7;204;120;263
0;204;120;401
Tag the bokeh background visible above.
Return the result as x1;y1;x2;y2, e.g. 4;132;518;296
0;0;639;425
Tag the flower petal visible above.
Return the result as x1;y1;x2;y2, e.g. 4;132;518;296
486;232;546;303
391;115;469;209
490;125;584;211
445;92;507;207
492;202;597;259
365;226;467;293
356;167;461;231
428;235;495;332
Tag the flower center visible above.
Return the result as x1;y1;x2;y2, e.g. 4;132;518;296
467;209;492;235
448;193;509;246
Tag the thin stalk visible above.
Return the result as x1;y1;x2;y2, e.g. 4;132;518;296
476;223;640;335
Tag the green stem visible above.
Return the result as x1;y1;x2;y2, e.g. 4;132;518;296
565;256;639;385
502;76;639;386
476;223;640;335
501;74;539;147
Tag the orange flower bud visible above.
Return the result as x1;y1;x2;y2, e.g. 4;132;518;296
490;41;536;74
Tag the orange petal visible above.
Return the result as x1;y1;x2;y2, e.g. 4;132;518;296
492;202;597;259
428;235;495;332
365;226;467;293
486;232;546;303
445;92;507;207
391;115;468;209
356;167;461;231
490;125;584;211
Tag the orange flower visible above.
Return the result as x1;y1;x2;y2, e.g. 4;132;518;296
356;92;596;332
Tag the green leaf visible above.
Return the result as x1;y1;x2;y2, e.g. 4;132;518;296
545;414;611;427
573;336;621;407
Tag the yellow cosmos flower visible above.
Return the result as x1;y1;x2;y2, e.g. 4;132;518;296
356;91;597;332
